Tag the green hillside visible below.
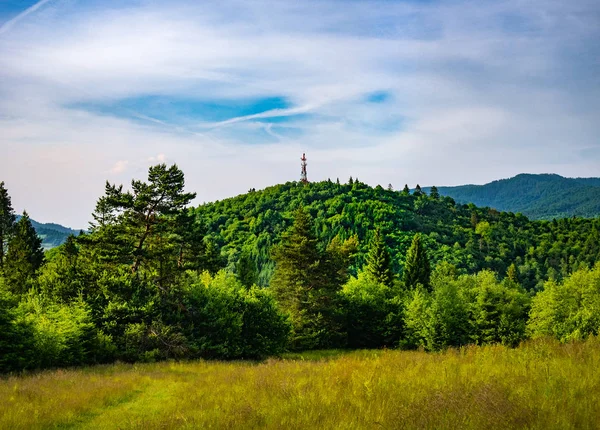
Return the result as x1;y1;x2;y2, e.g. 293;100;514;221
423;174;600;220
16;216;81;249
196;179;600;291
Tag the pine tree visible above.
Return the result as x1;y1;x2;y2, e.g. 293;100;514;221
402;184;410;195
365;228;394;287
413;184;423;196
4;212;44;294
430;185;440;199
270;207;320;313
403;233;431;290
0;181;16;269
270;207;348;349
89;164;197;274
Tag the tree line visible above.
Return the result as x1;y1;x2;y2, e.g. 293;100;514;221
1;166;599;373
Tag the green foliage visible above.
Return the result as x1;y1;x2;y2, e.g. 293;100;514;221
341;271;403;348
404;266;530;350
18;293;114;368
270;207;350;350
1;166;600;372
426;173;600;220
365;228;394;287
0;282;35;373
402;233;431;290
183;271;290;359
196;179;600;292
0;181;16;268
528;263;600;342
3;212;44;294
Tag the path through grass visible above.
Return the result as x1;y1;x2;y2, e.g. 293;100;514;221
1;338;599;429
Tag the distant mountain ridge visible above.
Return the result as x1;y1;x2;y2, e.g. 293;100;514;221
16;215;82;250
422;174;600;220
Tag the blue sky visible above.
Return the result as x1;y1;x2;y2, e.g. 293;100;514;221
0;0;599;227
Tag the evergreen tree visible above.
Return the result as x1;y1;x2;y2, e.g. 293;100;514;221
413;184;423;196
0;181;16;269
430;186;440;200
271;207;320;313
270;207;348;349
90;164;197;274
403;233;431;290
236;248;258;288
365;228;394;287
4;212;44;294
402;184;410;195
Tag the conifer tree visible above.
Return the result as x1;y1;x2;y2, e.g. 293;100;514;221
270;207;320;312
270;207;349;349
0;181;16;269
402;184;410;195
365;228;394;287
413;184;423;196
430;185;440;199
403;233;431;290
4;212;44;294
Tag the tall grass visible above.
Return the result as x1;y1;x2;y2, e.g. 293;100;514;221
1;338;599;429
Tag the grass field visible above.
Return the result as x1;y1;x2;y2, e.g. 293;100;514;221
1;338;599;429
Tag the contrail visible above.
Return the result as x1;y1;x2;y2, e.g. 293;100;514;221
0;0;56;35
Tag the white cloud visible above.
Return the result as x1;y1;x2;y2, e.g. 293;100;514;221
110;160;129;174
0;0;599;227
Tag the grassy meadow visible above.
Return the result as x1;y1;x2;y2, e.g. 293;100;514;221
1;338;599;430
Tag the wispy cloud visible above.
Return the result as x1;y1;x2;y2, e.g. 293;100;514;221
0;0;55;35
0;0;599;227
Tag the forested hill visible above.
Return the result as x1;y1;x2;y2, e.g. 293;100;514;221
195;179;600;291
15;215;81;249
421;174;600;220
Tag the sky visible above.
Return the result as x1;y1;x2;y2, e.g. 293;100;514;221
0;0;599;228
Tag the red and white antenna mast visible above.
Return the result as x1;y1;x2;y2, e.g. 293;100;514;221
300;153;308;184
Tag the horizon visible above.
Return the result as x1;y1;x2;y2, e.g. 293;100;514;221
14;170;600;230
1;0;599;227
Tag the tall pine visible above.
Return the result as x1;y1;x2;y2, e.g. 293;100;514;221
365;228;394;287
270;207;349;349
403;233;431;290
0;181;16;269
4;212;44;294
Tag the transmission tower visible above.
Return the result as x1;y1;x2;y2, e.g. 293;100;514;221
300;153;308;184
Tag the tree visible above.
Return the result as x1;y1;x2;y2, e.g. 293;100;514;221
0;181;16;269
4;212;45;294
270;207;348;349
430;186;440;200
403;233;431;290
402;184;410;195
365;228;394;287
236;248;258;288
413;184;423;196
90;164;197;274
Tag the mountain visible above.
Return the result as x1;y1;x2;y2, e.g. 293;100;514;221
422;174;600;220
16;216;82;250
195;179;600;291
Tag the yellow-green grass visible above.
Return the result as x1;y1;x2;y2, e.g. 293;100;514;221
2;338;600;429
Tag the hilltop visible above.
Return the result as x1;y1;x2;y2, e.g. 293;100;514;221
422;174;600;220
16;215;81;249
195;179;600;291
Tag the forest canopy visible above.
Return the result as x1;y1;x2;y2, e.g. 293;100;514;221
1;168;599;373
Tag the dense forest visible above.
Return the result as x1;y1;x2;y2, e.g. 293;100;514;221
424;173;600;220
1;167;600;373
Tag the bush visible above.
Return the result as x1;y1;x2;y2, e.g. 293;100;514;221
528;263;600;341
